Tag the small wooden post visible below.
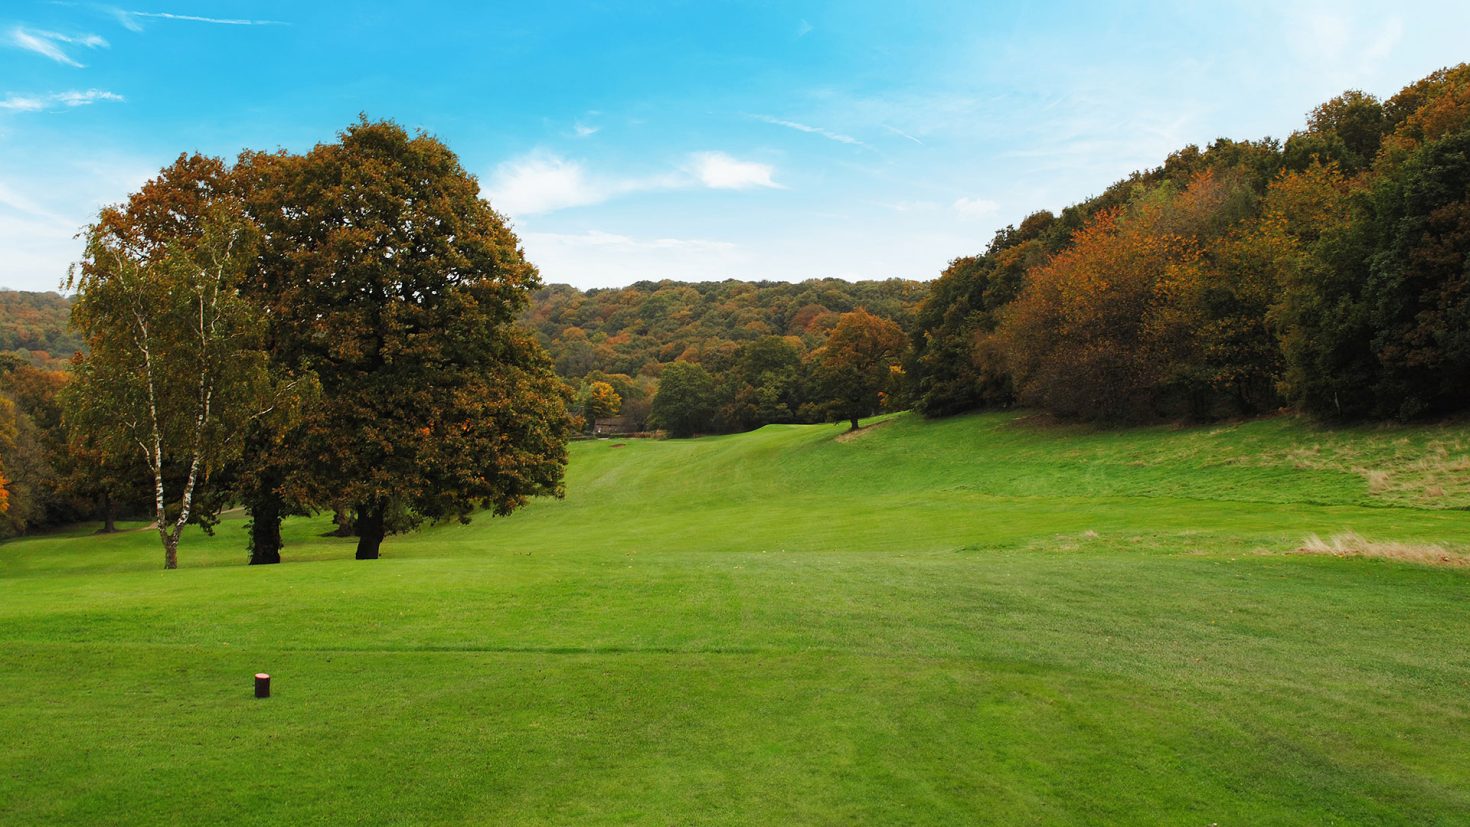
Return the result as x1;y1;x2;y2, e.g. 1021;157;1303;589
254;673;271;699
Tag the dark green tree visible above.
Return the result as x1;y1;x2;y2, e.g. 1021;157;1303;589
236;118;573;560
650;361;717;438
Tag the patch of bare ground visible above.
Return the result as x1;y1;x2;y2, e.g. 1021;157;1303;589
1293;531;1470;568
835;419;895;443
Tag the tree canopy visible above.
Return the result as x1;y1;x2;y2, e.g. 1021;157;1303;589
236;118;573;560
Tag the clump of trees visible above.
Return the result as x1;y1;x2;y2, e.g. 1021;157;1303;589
526;278;922;435
911;63;1470;425
9;119;574;568
643;308;908;438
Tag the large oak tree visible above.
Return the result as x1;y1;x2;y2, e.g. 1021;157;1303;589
237;118;572;560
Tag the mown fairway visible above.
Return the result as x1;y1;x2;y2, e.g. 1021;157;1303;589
3;411;1469;825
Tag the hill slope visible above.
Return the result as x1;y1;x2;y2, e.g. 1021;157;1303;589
2;412;1469;824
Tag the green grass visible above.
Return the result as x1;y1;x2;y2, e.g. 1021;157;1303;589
3;411;1469;824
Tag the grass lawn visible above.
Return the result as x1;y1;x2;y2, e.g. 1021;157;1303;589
2;411;1469;824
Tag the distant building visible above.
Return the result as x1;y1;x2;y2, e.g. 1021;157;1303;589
593;416;633;436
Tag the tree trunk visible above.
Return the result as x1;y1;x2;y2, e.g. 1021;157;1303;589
99;493;117;534
355;501;385;559
163;535;179;570
330;507;356;537
849;416;860;431
248;494;283;565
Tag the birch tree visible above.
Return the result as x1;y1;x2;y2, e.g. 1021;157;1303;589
63;163;278;569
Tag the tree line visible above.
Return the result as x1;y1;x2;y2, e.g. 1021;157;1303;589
908;64;1470;423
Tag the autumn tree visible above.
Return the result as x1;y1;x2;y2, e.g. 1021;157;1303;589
0;362;78;536
236;118;573;560
815;309;906;430
62;157;281;569
578;380;622;431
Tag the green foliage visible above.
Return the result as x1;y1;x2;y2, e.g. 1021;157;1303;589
61;162;278;567
1284;90;1386;174
237;118;574;557
527;279;918;436
909;213;1053;416
649;361;717;437
1360;123;1470;417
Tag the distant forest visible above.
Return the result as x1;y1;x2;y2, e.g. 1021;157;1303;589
524;278;926;431
0;291;81;370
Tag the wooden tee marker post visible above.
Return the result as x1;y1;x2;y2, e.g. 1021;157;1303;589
254;673;271;699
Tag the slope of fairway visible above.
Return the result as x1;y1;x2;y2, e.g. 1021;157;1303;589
2;411;1469;824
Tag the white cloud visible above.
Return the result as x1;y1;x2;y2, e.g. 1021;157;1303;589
9;27;108;67
573;121;600;138
751;114;871;150
796;19;813;38
0;89;124;113
488;152;608;215
687;151;781;190
488;150;780;217
55;89;124;106
120;11;287;27
0;96;45;113
952;197;1000;218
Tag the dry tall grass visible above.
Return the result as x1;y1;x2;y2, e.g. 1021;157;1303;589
1295;531;1470;568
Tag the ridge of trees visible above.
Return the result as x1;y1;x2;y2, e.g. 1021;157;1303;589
909;63;1470;423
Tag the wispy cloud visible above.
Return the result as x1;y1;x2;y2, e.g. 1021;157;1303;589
750;114;873;150
687;152;782;190
795;19;813;38
110;9;288;29
488;150;780;217
9;26;108;67
572;121;600;138
881;124;923;145
0;88;125;112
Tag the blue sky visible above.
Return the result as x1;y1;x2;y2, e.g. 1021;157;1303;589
2;1;1469;292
